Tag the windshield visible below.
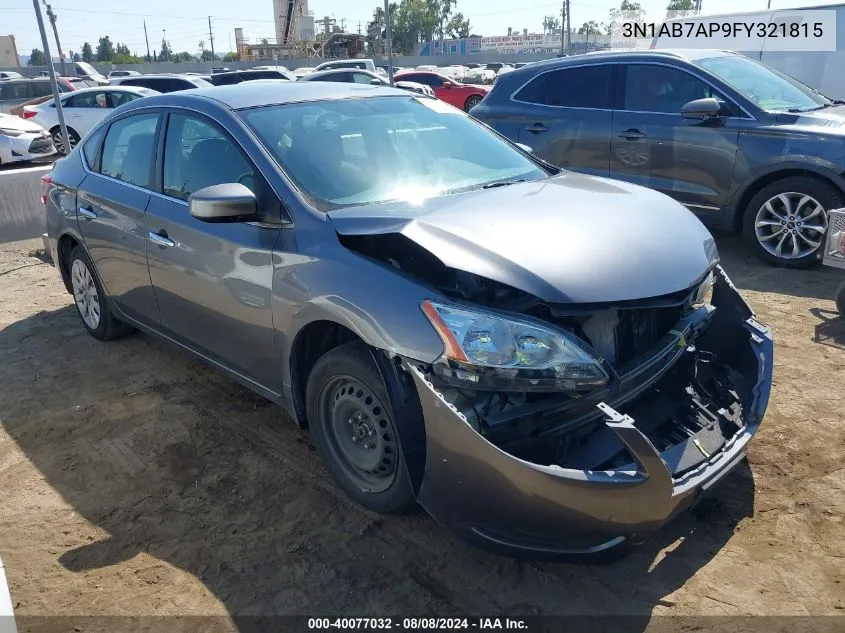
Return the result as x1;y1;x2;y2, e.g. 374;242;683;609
241;96;548;210
695;55;829;112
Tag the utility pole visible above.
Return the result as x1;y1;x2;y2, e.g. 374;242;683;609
143;20;151;62
384;0;394;85
43;2;66;75
208;16;215;58
559;0;566;55
32;0;69;154
565;0;571;55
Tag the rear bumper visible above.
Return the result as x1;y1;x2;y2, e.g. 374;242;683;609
406;269;772;560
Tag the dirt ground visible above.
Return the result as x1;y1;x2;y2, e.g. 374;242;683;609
0;234;844;631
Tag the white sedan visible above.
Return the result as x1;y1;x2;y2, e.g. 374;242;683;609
0;112;55;165
23;85;159;154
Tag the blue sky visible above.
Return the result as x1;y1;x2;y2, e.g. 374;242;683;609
3;0;840;59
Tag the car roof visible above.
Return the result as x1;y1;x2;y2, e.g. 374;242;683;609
116;74;201;80
505;48;738;76
65;85;153;95
129;81;411;110
304;68;379;78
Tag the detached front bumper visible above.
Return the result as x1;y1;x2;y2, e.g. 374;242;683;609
404;270;773;560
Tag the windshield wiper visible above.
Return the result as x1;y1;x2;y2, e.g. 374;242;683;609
481;179;525;189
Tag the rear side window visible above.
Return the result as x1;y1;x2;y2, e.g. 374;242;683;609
0;82;27;100
65;91;108;108
82;126;105;168
29;81;54;98
212;74;241;86
99;113;159;188
515;65;613;109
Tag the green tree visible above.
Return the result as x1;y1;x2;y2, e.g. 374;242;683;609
666;0;696;18
222;52;239;61
96;36;114;62
437;0;456;39
160;37;171;61
392;0;439;55
81;42;93;63
445;12;470;39
607;0;645;35
201;50;218;61
578;20;601;34
27;48;46;66
115;42;130;56
72;52;81;62
113;54;143;64
542;15;560;35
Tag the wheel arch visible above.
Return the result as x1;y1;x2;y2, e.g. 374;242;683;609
56;231;83;294
728;164;845;231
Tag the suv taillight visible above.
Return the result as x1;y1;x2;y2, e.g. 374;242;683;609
40;173;52;205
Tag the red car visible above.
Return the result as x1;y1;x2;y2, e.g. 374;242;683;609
393;71;488;112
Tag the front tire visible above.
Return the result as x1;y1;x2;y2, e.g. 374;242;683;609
68;245;133;341
50;126;80;155
743;176;843;268
306;342;416;514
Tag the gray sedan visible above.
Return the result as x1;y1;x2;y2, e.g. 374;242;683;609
42;82;773;560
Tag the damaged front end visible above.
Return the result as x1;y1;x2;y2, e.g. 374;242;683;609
401;267;772;559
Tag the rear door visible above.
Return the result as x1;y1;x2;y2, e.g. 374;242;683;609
514;63;615;177
609;62;741;213
75;111;162;326
144;111;281;387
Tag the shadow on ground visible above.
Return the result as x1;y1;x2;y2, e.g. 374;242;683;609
0;301;755;630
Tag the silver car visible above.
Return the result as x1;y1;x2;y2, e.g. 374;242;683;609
42;82;773;561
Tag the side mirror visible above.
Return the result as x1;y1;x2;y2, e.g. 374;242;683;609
189;183;256;222
442;81;453;88
515;142;533;154
370;78;382;85
681;97;724;121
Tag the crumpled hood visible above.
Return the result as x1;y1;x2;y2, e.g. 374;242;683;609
328;172;718;304
0;113;42;133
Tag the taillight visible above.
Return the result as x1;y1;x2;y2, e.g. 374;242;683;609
22;110;37;119
40;173;52;205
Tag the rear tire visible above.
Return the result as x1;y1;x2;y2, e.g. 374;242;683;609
742;176;843;268
464;94;483;112
68;245;134;341
306;342;416;514
50;126;80;155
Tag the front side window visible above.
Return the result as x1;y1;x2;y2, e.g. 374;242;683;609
99;113;159;188
695;54;828;113
352;73;376;84
622;64;724;114
241;96;549;210
515;65;612;109
162;114;255;201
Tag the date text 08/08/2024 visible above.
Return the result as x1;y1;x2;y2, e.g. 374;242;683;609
307;618;528;630
622;21;825;39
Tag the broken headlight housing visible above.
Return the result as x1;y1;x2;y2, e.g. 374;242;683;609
691;271;716;309
421;300;609;392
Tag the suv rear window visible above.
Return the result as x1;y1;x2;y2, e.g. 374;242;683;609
29;81;55;98
514;65;613;109
0;81;27;100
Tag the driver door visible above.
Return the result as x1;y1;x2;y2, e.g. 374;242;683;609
610;62;741;215
144;111;282;388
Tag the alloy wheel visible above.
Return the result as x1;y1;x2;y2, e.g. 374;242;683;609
71;258;101;329
52;129;77;155
754;192;828;261
319;375;398;493
465;95;483;111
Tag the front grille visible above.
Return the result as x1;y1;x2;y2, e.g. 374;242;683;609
28;137;53;153
613;306;683;366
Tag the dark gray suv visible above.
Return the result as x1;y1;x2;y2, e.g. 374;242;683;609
473;49;845;268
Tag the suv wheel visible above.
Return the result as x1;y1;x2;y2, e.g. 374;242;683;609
68;245;134;340
306;342;416;514
743;176;843;268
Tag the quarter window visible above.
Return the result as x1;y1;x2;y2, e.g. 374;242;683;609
514;65;613;109
99;113;159;189
162;114;255;201
622;64;727;114
82;126;105;169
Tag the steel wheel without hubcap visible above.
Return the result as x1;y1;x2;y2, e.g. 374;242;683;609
754;192;828;261
319;375;398;493
71;258;101;329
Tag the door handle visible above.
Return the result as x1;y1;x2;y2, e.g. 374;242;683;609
523;122;549;134
148;230;175;248
78;206;97;220
618;129;646;141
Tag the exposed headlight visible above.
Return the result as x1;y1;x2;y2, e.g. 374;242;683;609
692;271;715;309
0;127;24;137
421;300;609;392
